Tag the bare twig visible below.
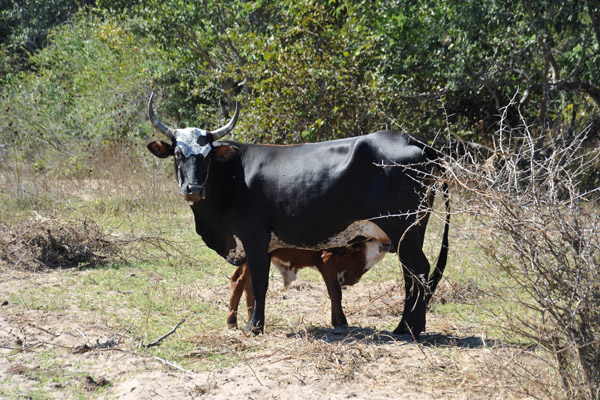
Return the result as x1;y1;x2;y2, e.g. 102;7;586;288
77;328;88;343
144;319;186;348
447;94;600;399
242;352;264;386
73;338;118;354
28;323;58;337
13;250;29;269
117;322;133;344
153;356;195;374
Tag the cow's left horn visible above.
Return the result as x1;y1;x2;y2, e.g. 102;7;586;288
208;101;239;140
148;92;176;140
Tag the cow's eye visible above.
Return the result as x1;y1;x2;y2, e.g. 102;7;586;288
197;135;211;146
174;149;184;161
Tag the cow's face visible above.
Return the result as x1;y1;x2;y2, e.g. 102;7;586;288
146;93;239;203
147;129;239;203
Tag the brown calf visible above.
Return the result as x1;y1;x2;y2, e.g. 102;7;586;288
227;237;390;329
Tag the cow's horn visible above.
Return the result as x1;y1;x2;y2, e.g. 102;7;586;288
208;101;239;140
148;92;176;140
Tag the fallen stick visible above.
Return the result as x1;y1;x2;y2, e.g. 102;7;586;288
144;319;186;348
117;322;133;344
72;323;133;354
153;356;195;374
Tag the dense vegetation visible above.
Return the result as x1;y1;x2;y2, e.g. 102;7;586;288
1;1;599;398
2;0;599;150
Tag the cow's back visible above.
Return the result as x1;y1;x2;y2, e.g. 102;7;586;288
236;131;435;250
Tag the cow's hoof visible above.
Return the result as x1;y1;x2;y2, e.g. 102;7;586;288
243;323;264;335
331;316;349;329
393;320;424;339
332;322;349;330
226;315;237;329
332;326;349;335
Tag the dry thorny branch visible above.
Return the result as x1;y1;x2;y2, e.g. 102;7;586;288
443;96;600;400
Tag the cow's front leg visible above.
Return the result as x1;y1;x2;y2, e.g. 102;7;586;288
243;244;271;335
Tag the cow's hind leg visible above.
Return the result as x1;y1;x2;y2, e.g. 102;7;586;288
394;228;430;338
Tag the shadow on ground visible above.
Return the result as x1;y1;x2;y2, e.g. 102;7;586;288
287;325;533;350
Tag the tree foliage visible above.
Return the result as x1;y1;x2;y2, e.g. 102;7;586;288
1;11;164;163
2;0;599;146
0;0;95;83
107;0;598;147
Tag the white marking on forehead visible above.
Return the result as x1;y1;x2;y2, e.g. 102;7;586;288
175;128;211;158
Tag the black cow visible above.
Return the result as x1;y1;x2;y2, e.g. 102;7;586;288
147;93;449;337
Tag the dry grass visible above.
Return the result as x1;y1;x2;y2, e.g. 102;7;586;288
0;142;564;399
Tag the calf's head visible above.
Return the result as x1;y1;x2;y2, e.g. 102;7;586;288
322;237;390;286
146;93;240;203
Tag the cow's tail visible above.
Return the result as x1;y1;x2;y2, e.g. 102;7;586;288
425;180;450;306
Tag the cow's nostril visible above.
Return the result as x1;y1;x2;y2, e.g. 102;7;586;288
185;184;203;194
181;184;204;201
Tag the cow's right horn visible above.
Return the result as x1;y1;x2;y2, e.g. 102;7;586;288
208;101;239;140
148;92;176;140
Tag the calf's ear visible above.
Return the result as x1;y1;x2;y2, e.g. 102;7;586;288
147;141;174;158
321;251;333;264
213;145;240;162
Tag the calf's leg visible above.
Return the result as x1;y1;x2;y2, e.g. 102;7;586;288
318;265;348;328
243;266;255;320
227;263;252;329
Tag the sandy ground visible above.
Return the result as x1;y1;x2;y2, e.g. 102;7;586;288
0;268;551;399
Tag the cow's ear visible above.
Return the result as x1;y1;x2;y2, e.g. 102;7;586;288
147;141;174;158
213;145;240;162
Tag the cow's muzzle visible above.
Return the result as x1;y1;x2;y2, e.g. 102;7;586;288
181;183;205;202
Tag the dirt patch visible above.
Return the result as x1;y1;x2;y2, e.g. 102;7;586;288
0;269;553;399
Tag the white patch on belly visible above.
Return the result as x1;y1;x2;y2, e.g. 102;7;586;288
268;220;389;252
225;220;390;266
363;239;388;272
226;235;246;263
